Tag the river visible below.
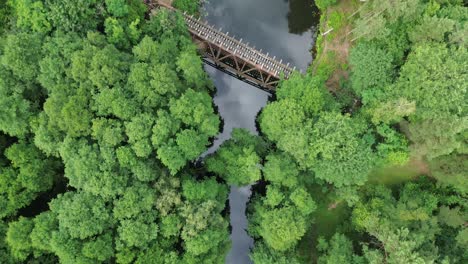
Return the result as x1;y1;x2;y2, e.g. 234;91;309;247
201;0;319;263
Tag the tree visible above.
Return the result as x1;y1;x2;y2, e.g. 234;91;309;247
10;0;51;33
176;47;211;90
106;0;130;17
250;242;303;264
5;142;57;191
113;184;156;220
30;212;57;253
1;32;43;82
367;98;416;124
317;233;364;264
116;146;160;182
352;0;424;41
0;0;10;33
0;220;14;263
128;62;182;108
87;43;132;90
176;129;210;160
349;41;394;103
261;100;378;188
257;206;308;251
133;243;180;264
59;137;127;198
407;116;467;160
173;0;200;14
49;192;112;240
275;72;336;115
290;187;317;215
438;206;465;229
6;217;34;261
82;232;114;261
182;177;228;206
45;0;103;34
349;181;463;263
0;33;44;137
152;89;220;175
105;16;142;49
179;201;229;256
206;129;266;186
0;142;59;218
394;43;467;120
374;123;410;166
263;152;300;188
429;153;468;194
168;89;219;137
117;216;158;248
0;1;232;263
125;113;155;158
50;229;112;263
160;214;182;239
259;99;307;144
361;227;427;264
93;86;140;121
306;113;376;187
91;118;124;147
0;84;34;137
409;16;455;44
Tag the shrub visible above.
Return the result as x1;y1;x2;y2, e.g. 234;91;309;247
315;0;337;11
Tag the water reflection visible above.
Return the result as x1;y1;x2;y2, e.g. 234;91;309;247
201;1;319;263
202;65;268;264
203;0;317;70
288;0;320;35
203;66;270;155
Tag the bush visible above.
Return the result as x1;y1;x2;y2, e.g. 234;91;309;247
349;42;394;101
328;11;345;31
173;0;199;14
315;0;337;11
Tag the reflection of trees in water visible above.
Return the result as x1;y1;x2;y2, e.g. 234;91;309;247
287;0;320;34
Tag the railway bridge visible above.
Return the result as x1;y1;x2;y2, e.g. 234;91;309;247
146;0;296;91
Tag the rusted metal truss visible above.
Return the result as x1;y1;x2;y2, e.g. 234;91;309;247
147;0;296;92
195;38;281;92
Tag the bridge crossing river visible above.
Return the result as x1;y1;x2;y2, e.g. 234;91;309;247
147;0;297;91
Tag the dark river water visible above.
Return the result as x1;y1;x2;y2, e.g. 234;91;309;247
201;0;319;263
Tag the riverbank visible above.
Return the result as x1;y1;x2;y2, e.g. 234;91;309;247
297;1;441;262
198;1;319;263
311;0;360;91
295;2;364;262
245;2;361;262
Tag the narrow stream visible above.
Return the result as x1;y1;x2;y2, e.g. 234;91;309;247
201;0;320;263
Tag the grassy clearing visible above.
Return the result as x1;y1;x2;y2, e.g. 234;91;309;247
312;0;361;92
298;182;351;263
368;158;429;186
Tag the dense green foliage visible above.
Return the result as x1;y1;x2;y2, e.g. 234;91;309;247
315;0;337;10
206;129;268;186
0;0;466;263
245;0;467;262
0;1;231;263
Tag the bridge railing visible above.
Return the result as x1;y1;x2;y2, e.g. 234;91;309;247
147;0;298;90
183;14;295;78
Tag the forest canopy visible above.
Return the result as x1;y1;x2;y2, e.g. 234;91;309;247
0;0;230;263
0;0;467;263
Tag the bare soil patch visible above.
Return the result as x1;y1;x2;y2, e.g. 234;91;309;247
314;1;360;92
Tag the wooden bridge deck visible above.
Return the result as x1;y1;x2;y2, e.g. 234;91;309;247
183;15;295;77
147;0;297;91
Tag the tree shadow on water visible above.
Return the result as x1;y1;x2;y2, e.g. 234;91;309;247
287;0;320;35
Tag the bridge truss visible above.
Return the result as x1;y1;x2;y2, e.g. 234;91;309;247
148;0;296;91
